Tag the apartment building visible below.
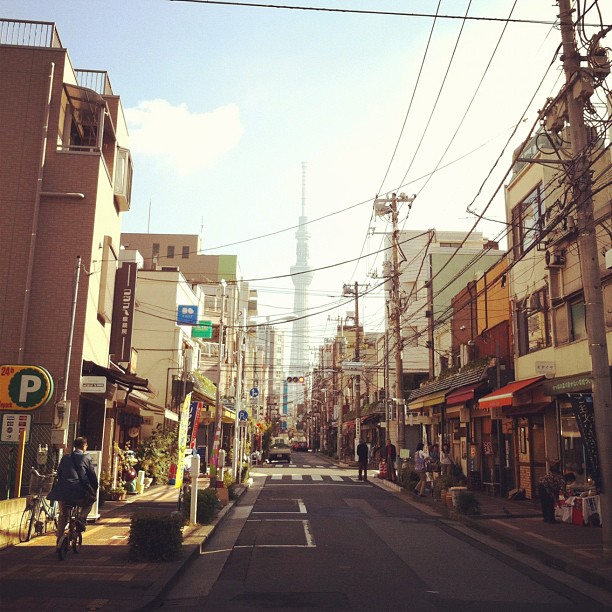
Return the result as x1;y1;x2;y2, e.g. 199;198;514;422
0;19;139;484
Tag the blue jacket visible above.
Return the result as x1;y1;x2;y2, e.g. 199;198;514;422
48;450;98;503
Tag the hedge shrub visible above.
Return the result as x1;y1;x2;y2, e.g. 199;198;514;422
129;511;183;562
455;491;480;515
181;488;220;524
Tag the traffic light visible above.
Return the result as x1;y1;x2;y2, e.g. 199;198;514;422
286;376;305;384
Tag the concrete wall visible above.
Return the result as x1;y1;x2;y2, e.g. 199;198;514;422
0;497;28;550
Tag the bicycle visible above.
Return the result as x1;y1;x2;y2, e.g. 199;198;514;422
56;504;83;561
19;468;58;543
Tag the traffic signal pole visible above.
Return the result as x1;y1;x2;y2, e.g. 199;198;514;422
558;0;612;556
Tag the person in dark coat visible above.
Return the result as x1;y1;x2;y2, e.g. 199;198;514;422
385;438;397;482
356;439;369;481
537;462;566;523
48;436;98;545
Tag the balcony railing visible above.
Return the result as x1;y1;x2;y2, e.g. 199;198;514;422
0;19;62;48
75;69;114;96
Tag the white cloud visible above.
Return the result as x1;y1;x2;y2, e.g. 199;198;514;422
125;99;243;174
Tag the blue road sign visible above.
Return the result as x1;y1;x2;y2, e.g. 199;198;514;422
238;409;248;421
249;388;259;398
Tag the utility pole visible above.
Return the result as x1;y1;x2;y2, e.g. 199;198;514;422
374;193;415;451
343;282;363;450
557;0;612;556
210;279;227;486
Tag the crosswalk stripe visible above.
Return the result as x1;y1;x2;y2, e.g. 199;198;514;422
292;475;303;481
330;475;343;481
311;474;323;481
271;474;282;480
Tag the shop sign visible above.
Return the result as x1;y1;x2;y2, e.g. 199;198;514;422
80;376;107;394
543;374;591;395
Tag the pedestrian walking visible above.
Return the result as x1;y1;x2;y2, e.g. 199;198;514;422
357;439;369;481
384;439;397;482
413;442;428;496
537;462;566;523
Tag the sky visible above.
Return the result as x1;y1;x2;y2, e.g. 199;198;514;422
4;0;611;365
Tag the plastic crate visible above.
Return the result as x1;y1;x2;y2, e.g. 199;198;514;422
29;471;55;496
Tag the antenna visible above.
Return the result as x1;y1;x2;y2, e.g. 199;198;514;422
147;199;152;233
301;161;307;217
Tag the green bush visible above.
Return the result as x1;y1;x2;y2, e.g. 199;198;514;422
129;511;183;562
455;491;480;515
398;466;420;488
136;425;178;485
181;488;220;524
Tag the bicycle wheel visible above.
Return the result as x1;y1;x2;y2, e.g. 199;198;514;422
72;530;83;554
57;535;69;561
19;505;35;543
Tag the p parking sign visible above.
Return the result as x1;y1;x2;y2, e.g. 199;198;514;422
0;365;54;411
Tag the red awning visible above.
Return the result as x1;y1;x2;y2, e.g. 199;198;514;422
446;383;486;406
478;376;544;409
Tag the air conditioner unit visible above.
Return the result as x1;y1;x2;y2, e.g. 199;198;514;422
545;248;566;269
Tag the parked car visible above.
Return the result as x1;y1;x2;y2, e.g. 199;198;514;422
293;440;309;452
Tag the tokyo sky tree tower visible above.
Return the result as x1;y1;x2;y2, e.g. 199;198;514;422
289;162;315;376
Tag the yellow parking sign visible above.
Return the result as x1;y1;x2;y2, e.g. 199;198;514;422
0;365;54;411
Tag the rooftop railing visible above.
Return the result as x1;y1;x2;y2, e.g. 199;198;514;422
0;18;62;48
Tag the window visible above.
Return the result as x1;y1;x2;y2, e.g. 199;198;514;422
114;148;133;211
512;184;543;257
152;243;160;267
182;246;190;259
569;300;587;341
97;236;117;325
516;287;550;355
167;245;175;259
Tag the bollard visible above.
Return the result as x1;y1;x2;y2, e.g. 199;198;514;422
136;470;145;494
190;454;200;525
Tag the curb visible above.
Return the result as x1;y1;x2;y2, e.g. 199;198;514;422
137;484;249;611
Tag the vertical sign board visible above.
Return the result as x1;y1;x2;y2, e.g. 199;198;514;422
175;392;191;490
186;401;203;449
109;262;137;363
569;394;601;489
1;414;31;443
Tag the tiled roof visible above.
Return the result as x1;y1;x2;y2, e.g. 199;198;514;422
407;364;490;401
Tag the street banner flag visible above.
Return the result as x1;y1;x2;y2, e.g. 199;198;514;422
175;392;191;489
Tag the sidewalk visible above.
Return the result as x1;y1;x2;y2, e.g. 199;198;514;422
372;476;612;593
0;476;243;611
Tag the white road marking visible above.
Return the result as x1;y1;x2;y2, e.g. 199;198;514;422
330;475;343;481
292;475;303;481
311;474;323;480
271;474;282;480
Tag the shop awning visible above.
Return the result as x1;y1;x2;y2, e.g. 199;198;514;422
408;391;446;410
446;383;487;406
478;376;544;409
82;360;152;393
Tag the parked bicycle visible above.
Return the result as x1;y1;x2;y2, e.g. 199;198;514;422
19;468;58;543
56;503;84;561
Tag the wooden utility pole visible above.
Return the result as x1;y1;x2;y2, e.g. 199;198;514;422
558;0;612;556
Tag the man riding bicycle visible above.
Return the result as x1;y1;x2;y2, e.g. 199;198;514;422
47;436;98;548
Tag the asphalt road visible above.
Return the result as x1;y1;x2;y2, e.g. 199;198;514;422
157;452;611;611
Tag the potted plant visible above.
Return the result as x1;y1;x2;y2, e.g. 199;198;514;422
110;481;127;501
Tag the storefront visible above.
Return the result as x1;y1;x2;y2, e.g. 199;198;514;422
479;376;553;499
542;373;600;489
445;382;490;491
